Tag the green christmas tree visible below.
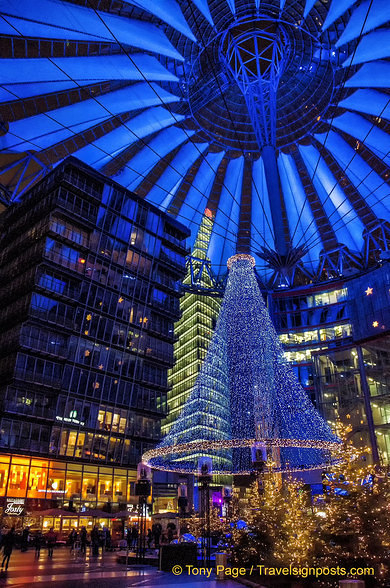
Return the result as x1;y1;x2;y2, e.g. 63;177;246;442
233;460;316;567
318;422;390;574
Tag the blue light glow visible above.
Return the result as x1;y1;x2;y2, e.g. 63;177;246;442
147;256;338;474
0;0;389;287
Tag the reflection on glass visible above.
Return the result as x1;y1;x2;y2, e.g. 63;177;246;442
28;463;48;498
8;458;29;497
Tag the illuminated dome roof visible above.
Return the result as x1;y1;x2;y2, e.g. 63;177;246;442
0;0;389;287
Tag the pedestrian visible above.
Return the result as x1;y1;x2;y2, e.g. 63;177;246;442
131;525;138;548
1;527;15;572
34;531;43;558
98;527;104;549
80;526;87;555
21;526;29;552
46;527;57;558
126;527;132;551
167;526;173;543
147;528;153;549
68;528;77;552
153;523;161;548
103;527;111;551
91;525;100;557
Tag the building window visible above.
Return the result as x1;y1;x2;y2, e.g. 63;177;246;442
0;458;10;497
8;457;30;498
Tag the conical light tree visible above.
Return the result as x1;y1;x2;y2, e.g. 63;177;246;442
144;254;339;474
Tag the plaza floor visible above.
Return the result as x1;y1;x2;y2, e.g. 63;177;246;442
0;547;243;588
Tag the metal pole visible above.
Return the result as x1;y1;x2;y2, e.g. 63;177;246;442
199;475;211;567
224;495;232;552
136;497;147;564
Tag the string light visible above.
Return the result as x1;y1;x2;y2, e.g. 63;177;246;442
314;422;390;584
231;425;390;584
144;256;339;474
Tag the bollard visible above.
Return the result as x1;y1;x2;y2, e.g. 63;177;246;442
339;580;365;588
215;552;228;580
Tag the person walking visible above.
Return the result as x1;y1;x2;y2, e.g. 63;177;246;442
46;527;57;558
34;531;43;559
131;525;138;549
126;527;132;552
147;528;153;550
68;528;77;552
167;526;174;544
80;526;87;555
1;527;15;572
21;526;29;552
153;523;162;549
91;525;100;557
103;527;111;551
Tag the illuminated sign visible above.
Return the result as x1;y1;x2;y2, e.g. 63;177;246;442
4;498;25;516
126;503;151;516
37;489;66;494
56;415;85;426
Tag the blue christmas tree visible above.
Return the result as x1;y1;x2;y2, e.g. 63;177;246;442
145;254;339;474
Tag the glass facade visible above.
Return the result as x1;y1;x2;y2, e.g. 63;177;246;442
0;157;189;510
273;265;390;465
313;337;390;464
273;285;352;405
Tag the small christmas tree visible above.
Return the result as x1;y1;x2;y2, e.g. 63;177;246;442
247;464;285;551
186;505;225;537
275;474;315;567
233;460;316;567
318;422;390;572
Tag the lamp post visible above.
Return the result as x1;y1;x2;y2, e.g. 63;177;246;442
178;483;188;517
198;458;212;567
252;443;266;493
135;463;152;564
223;486;232;522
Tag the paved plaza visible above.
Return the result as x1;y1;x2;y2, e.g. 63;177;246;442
0;547;242;588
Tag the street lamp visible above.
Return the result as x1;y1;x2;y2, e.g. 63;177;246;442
178;483;188;517
198;458;212;567
135;462;152;564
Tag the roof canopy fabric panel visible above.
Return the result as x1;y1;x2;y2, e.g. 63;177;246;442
1;0;389;286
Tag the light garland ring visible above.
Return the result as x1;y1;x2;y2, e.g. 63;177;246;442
142;437;341;475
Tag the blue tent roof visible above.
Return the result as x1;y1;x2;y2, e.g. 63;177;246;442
0;0;389;287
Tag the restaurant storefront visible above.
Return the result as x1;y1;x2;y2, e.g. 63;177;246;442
0;454;155;537
0;454;138;506
0;453;145;535
32;509;151;543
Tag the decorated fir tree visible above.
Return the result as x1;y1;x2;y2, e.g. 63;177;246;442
318;422;390;569
247;465;285;551
275;474;316;566
185;505;225;538
233;462;316;567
